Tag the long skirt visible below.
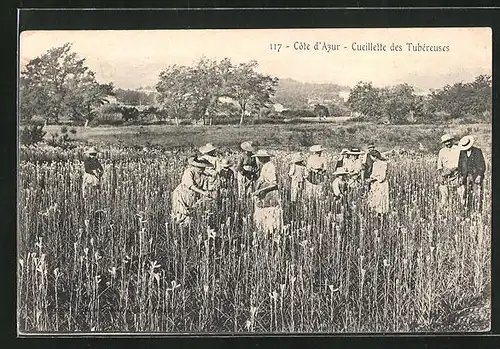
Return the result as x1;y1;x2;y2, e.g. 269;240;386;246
290;180;304;202
237;172;254;198
254;205;283;237
171;184;198;224
367;181;389;214
82;173;100;199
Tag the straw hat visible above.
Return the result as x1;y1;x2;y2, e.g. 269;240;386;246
333;167;349;176
347;147;363;155
440;134;454;143
367;143;375;150
199;143;217;154
309;144;325;153
340;148;349;155
220;158;232;168
188;157;213;168
252;149;273;158
458;135;475;151
289;152;303;164
84;147;98;155
241;141;257;152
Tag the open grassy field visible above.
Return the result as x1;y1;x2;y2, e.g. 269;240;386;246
41;122;491;154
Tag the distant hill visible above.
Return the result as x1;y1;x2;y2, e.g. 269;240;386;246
273;78;351;109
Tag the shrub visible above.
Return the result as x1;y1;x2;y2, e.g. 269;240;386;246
20;125;46;145
281;109;316;118
346;126;357;134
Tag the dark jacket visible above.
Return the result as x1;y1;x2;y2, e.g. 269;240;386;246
236;153;258;180
458;146;486;184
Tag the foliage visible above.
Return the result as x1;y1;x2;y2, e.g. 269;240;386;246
156;58;278;125
347;77;491;124
221;60;279;124
114;88;156;106
381;84;424;124
313;104;329;118
427;75;492;119
326;103;346;117
20;43;113;123
281;109;316;118
347;82;385;121
19;124;46;145
119;106;141;122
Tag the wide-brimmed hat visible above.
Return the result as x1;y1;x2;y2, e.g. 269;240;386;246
367;143;375;149
347;147;363;155
459;135;475;150
309;144;325;153
188;157;213;168
440;134;455;143
241;141;257;152
289;152;303;164
340;148;349;155
220;158;232;168
84;147;98;155
199;143;217;154
252;149;273;158
333;167;349;176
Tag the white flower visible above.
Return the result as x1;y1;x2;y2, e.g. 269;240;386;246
106;264;116;276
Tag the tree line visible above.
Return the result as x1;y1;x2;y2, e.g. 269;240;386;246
20;43;491;127
347;76;491;124
20;43;278;126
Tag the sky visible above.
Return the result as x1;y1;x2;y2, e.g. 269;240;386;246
19;28;491;92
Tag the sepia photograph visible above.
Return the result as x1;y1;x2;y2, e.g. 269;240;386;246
17;27;491;334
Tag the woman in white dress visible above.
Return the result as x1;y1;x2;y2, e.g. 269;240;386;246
288;152;307;203
304;145;327;200
366;151;390;215
171;157;215;225
252;150;282;237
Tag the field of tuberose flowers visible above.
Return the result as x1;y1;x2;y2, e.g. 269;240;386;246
17;142;491;333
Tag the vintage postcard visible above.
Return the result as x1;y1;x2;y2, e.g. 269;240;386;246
18;27;491;334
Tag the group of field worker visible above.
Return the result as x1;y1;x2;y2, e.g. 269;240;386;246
80;132;486;236
169;141;390;235
437;133;486;211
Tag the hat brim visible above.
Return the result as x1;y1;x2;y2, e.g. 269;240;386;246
252;154;273;158
199;146;217;154
459;137;475;150
334;172;349;175
241;144;257;152
441;138;454;143
188;159;213;168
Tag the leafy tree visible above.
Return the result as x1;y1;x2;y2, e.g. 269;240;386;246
382;84;422;124
114;88;156;106
20;43;113;124
313;104;329;118
156;58;278;125
427;74;491;119
222;60;278;125
119;106;140;122
156;64;198;125
347;82;385;120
